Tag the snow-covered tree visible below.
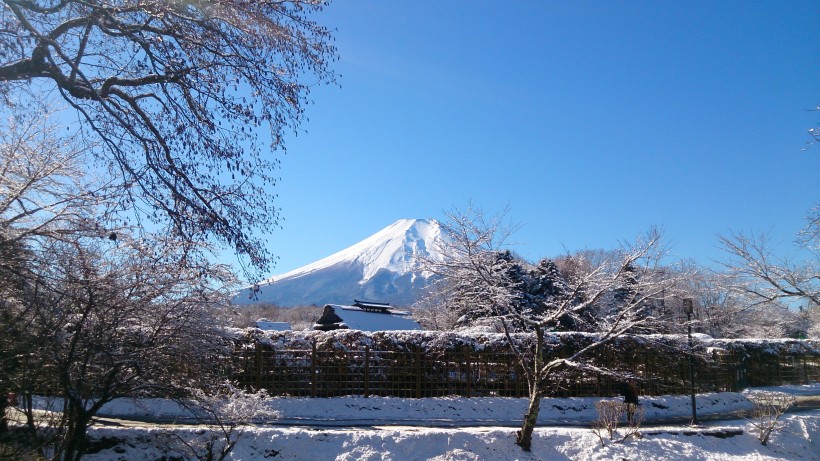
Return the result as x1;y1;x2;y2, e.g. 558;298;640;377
527;258;581;331
0;107;116;447
717;209;819;337
23;234;237;460
0;111;246;460
512;230;682;451
410;289;462;331
529;259;568;303
418;205;525;331
422;207;683;451
0;106;116;246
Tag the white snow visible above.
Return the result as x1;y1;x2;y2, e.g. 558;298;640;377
322;304;423;331
254;319;292;331
268;218;445;284
231;218;449;307
72;384;820;460
86;419;819;461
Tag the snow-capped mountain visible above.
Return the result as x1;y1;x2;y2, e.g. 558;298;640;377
232;219;447;307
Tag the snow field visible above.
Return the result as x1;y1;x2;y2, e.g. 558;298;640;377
84;414;820;461
77;385;820;460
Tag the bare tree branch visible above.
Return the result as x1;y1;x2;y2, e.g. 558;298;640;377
718;228;819;309
0;0;338;274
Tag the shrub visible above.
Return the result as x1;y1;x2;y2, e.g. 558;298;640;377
592;400;644;446
747;391;796;446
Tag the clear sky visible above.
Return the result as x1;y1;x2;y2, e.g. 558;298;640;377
250;0;819;279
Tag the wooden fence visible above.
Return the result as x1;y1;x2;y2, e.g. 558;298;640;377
232;342;820;399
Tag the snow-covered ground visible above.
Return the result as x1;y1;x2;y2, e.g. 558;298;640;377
74;384;820;460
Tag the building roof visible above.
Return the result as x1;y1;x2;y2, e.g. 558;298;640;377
352;299;392;312
313;303;423;332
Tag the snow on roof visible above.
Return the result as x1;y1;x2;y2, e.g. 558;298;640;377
315;304;422;332
254;320;292;331
353;299;392;311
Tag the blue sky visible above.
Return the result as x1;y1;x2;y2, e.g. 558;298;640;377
253;1;819;278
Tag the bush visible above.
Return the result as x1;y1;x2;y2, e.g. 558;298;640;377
747;391;796;446
592;400;644;446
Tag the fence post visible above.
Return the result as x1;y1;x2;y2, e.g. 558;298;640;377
415;349;422;398
595;371;601;397
804;356;809;385
311;341;317;398
255;343;262;391
465;351;472;398
364;345;370;398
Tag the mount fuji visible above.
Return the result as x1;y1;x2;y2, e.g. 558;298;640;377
232;219;447;307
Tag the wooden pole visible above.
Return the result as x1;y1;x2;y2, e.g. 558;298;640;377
255;344;262;391
465;351;472;398
311;341;317;397
415;349;422;398
364;346;370;398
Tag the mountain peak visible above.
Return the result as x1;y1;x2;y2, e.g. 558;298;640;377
233;219;446;307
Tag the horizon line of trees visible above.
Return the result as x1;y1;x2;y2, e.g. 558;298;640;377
410;207;819;342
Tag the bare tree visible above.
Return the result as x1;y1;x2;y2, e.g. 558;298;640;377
676;262;757;338
0;107;115;451
0;107;116;246
718;233;818;309
717;210;819;338
674;258;812;339
422;207;682;451
747;391;796;446
16;232;238;461
410;289;461;331
798;205;820;251
160;382;279;461
0;0;337;273
0;110;244;461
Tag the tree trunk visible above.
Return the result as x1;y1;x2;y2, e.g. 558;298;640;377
517;326;546;452
62;421;89;461
61;401;91;461
0;393;7;435
516;388;542;451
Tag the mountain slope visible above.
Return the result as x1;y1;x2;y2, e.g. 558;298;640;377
232;219;445;307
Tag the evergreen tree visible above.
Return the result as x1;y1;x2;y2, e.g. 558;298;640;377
613;262;639;304
528;259;570;329
449;250;529;328
529;259;567;301
492;250;530;309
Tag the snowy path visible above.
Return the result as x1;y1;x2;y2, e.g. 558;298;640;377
81;411;820;460
91;406;819;430
76;384;820;429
